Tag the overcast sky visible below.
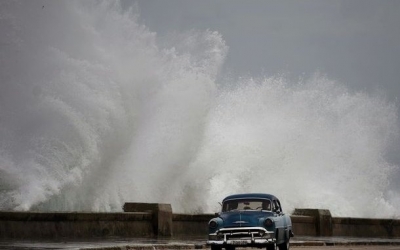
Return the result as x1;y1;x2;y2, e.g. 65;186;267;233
132;0;400;102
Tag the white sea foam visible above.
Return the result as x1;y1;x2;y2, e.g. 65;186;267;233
0;0;398;217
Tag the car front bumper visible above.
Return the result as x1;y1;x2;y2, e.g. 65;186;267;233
207;238;276;246
207;227;275;246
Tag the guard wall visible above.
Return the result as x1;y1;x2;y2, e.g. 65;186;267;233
332;217;400;238
0;211;153;239
0;204;399;239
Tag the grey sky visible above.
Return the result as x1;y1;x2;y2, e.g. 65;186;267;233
132;0;400;101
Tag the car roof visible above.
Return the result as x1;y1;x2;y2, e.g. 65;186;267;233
222;193;278;202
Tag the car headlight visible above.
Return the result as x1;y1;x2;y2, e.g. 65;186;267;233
209;220;218;229
264;218;273;227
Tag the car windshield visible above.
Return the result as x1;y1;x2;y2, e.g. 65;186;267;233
222;199;271;212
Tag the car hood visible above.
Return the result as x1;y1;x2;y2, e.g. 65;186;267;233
219;211;274;228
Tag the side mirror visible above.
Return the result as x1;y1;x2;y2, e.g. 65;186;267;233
214;212;220;216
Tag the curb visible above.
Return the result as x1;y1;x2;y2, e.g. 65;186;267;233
291;241;325;246
324;241;400;246
79;241;400;250
80;244;202;250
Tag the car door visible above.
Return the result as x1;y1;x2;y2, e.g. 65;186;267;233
276;199;290;242
272;199;285;244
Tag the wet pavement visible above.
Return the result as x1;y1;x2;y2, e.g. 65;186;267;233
1;236;400;250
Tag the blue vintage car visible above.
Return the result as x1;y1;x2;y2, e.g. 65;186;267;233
207;193;293;250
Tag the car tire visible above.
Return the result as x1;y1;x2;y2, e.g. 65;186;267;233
211;246;222;250
266;243;276;250
277;235;290;250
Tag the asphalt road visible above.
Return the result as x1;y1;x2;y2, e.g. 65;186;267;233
1;246;400;250
291;247;400;250
2;246;400;250
2;237;400;250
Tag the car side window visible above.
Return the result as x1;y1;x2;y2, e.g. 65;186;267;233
272;200;281;212
276;200;282;212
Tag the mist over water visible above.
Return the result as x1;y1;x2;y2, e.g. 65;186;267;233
0;1;399;218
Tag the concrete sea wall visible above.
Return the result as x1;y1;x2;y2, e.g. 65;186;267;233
0;211;154;239
0;203;399;239
332;217;400;237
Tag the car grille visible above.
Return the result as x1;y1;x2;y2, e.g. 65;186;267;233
217;227;272;240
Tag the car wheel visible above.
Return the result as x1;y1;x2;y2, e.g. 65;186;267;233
277;236;290;250
266;243;276;250
211;245;222;250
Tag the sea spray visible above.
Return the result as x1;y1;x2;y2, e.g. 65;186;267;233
0;1;398;217
182;76;398;217
0;0;226;212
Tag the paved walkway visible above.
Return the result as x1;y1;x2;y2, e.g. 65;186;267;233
1;237;400;250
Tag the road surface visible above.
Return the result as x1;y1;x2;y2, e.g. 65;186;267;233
292;247;400;250
1;237;400;250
